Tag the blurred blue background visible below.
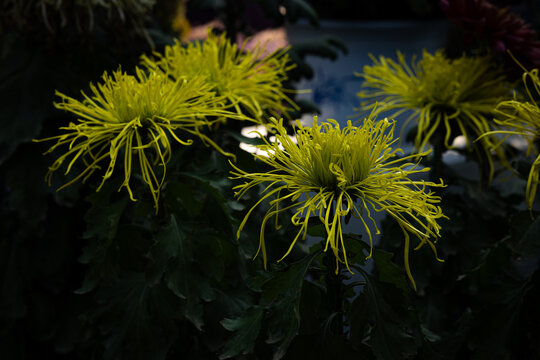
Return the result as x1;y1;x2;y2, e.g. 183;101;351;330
288;19;449;125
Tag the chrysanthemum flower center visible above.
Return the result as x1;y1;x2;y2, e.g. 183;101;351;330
291;119;384;194
306;136;370;191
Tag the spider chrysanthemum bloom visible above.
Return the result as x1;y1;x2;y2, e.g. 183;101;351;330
35;67;237;211
140;31;298;123
485;69;540;210
357;50;512;181
230;115;446;289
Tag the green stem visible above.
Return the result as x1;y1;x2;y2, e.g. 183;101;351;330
324;251;344;335
477;147;491;189
430;133;444;183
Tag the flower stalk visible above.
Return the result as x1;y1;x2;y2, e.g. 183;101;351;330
324;250;344;335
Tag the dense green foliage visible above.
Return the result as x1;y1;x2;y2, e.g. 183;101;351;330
1;1;540;360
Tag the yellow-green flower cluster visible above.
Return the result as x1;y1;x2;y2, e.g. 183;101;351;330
140;31;298;123
230;115;446;289
36;68;236;211
490;69;540;210
357;50;513;181
37;33;297;211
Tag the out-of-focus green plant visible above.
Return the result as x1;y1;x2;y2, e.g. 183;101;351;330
230;114;446;289
1;0;156;33
35;67;241;211
140;31;298;123
357;50;513;182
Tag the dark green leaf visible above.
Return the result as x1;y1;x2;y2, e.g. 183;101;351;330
92;272;181;360
357;268;417;360
298;280;325;334
75;180;129;294
2;144;52;235
146;215;188;286
343;233;369;266
372;249;410;296
307;223;326;238
178;171;237;238
287;37;348;80
163;181;205;216
283;0;319;26
349;292;369;350
516;215;540;255
193;235;226;281
148;215;216;330
260;250;320;305
219;306;264;359
0;38;54;164
262;250;321;359
82;179;128;242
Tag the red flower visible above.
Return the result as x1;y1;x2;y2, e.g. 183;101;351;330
441;0;540;71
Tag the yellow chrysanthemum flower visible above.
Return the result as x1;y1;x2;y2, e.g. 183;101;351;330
230;115;446;289
140;31;298;123
35;67;238;211
357;50;513;181
485;69;540;210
